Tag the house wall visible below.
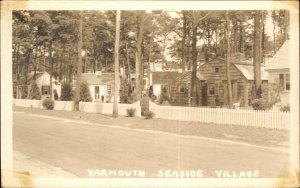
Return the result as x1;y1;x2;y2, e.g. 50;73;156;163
267;70;290;107
153;84;161;98
89;84;115;102
36;72;62;99
198;59;251;107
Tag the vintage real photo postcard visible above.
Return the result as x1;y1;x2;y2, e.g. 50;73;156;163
1;0;299;187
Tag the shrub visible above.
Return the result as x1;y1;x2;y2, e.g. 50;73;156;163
79;82;92;102
144;110;155;119
159;87;169;104
126;108;136;117
128;92;138;104
120;79;131;103
280;106;290;112
251;98;269;110
42;98;54;110
150;94;157;101
28;82;41;100
53;89;59;100
140;96;150;116
61;83;73;101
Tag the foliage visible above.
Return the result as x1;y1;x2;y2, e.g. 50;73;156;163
28;82;41;100
150;94;157;101
61;83;73;101
144;110;155;119
42;98;54;110
120;79;131;103
128;92;138;104
140;96;150;116
280;106;290;112
159;87;169;104
126;108;136;117
79;82;92;102
251;98;269;110
53;89;59;100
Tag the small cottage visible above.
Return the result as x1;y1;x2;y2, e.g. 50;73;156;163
197;55;269;107
13;71;61;100
149;71;180;98
81;71;115;102
265;40;290;107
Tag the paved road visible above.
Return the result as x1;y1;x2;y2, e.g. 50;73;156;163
13;111;289;178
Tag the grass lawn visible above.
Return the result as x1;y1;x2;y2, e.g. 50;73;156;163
14;106;289;148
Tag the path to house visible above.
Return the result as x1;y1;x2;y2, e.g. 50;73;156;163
13;107;290;178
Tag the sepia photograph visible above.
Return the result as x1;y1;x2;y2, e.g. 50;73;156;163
1;1;299;187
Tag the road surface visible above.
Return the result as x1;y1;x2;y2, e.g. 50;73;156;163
13;111;289;178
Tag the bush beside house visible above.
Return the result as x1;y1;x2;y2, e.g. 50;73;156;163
28;82;41;100
61;83;73;101
42;98;54;110
251;98;269;110
80;82;92;102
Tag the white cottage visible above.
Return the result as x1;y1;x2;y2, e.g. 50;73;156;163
265;40;290;107
81;71;115;102
13;71;61;100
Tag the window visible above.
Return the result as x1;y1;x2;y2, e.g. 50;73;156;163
285;74;290;91
95;86;99;100
41;86;50;95
179;85;185;93
107;85;112;95
215;67;220;73
279;73;290;91
208;84;215;96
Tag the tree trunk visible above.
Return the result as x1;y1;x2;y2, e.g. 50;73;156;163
135;14;144;100
113;10;121;117
125;42;132;82
253;10;263;98
190;23;198;106
226;11;233;107
181;12;187;69
272;14;276;54
48;43;53;98
74;11;83;111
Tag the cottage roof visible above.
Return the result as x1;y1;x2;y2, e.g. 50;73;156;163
14;72;46;85
234;63;268;80
175;71;204;82
152;71;180;84
198;57;268;81
266;40;290;70
81;73;114;85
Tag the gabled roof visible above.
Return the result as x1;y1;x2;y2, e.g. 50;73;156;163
266;40;290;70
234;63;268;80
81;73;114;85
152;71;180;84
175;71;204;82
14;72;46;85
198;56;268;81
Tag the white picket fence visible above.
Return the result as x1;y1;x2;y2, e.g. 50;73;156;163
13;99;141;117
149;101;290;130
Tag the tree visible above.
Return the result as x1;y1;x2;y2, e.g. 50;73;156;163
253;10;263;98
113;10;121;117
74;11;83;111
225;11;233;107
185;11;211;106
28;82;41;100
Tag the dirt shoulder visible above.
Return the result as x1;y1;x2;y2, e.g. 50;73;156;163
13;106;289;148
